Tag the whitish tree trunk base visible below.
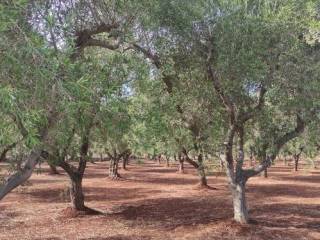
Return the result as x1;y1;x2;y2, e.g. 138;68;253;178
232;183;249;224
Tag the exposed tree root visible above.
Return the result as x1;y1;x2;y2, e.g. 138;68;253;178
193;183;218;190
61;206;103;218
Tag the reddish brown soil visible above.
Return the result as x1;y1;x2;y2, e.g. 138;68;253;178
0;161;319;240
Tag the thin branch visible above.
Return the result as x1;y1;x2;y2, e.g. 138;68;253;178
244;114;305;179
86;38;120;50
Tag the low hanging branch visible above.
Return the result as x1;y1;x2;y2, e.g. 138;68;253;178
0;108;58;201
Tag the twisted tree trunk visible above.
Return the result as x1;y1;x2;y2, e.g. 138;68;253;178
122;151;130;170
0;149;42;200
109;157;120;179
69;173;85;210
178;153;184;173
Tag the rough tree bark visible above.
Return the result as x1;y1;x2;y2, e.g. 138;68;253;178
122;151;130;170
157;154;162;165
182;148;208;187
206;52;306;223
108;150;129;179
0;149;42;200
165;155;170;167
177;153;185;173
294;147;304;171
58;134;89;211
197;154;207;187
56;111;96;212
0;106;57;201
232;180;248;223
109;156;120;179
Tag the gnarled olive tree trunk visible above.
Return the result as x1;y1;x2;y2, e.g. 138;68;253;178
182;149;208;187
109;157;120;179
108;150;130;179
0;149;42;200
177;153;185;173
232;181;248;223
294;147;304;171
122;151;130;170
0;108;57;201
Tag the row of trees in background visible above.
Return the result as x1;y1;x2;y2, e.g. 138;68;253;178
0;0;319;224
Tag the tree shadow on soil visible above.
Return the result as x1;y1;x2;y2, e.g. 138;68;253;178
250;203;320;230
109;196;232;229
247;184;319;198
81;236;151;240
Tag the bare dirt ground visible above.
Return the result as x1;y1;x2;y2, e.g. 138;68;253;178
0;160;319;240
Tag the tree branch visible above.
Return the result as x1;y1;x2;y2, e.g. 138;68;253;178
207;64;236;124
86;38;120;50
181;147;199;169
244;114;305;179
131;43;161;68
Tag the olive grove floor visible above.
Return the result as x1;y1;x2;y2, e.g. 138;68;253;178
0;161;319;240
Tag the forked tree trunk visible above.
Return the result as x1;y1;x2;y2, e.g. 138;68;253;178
49;164;59;175
294;148;304;171
109;157;120;179
59;162;87;211
182;150;208;187
232;182;248;224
